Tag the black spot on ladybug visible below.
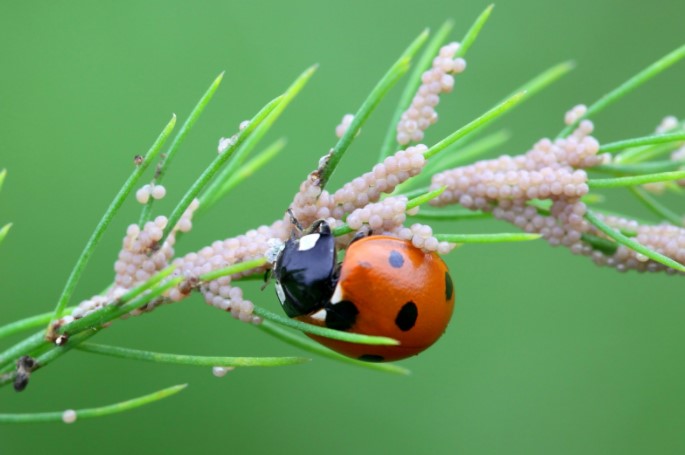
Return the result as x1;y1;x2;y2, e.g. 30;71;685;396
359;354;385;362
388;250;404;268
395;301;418;331
325;300;359;331
445;271;453;301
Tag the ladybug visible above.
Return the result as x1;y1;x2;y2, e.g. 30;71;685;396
272;220;455;362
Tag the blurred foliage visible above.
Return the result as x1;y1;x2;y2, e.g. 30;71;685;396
1;1;684;453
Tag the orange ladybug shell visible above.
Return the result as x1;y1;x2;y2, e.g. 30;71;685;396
298;235;455;362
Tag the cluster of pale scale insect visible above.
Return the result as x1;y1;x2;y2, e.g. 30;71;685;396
396;41;466;145
59;41;685;334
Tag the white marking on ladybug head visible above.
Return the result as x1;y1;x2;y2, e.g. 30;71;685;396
265;238;285;264
330;282;343;304
275;282;286;305
298;233;320;251
310;308;327;321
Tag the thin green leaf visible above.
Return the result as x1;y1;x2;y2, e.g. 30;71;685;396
398;186;430;200
588;170;685;189
454;4;494;59
252;306;399;346
318;30;428;189
200;66;317;212
205;138;286;201
585;210;685;272
139;72;225;225
49;115;176;327
379;20;454;160
629;186;683;226
425;60;573;168
77;342;309;367
615;142;683;165
0;332;46;374
332;187;446;237
160;96;282;245
0;330;100;388
0;223;11;247
407;186;446;209
0;168;6;192
0;384;187;423
506;60;575;102
59;267;178;337
425;91;526;160
434;232;542;243
199;258;267;282
594;160;684;176
0;308;76;341
257;321;410;375
410;208;491;221
559;43;685;137
423;130;511;175
600;132;685;154
581;233;618;255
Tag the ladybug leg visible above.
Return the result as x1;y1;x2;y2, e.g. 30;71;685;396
331;261;342;283
260;269;272;291
286;208;304;237
350;226;372;244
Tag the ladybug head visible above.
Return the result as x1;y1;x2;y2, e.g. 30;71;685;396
272;220;339;317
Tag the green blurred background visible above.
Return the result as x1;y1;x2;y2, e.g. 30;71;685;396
1;1;684;453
